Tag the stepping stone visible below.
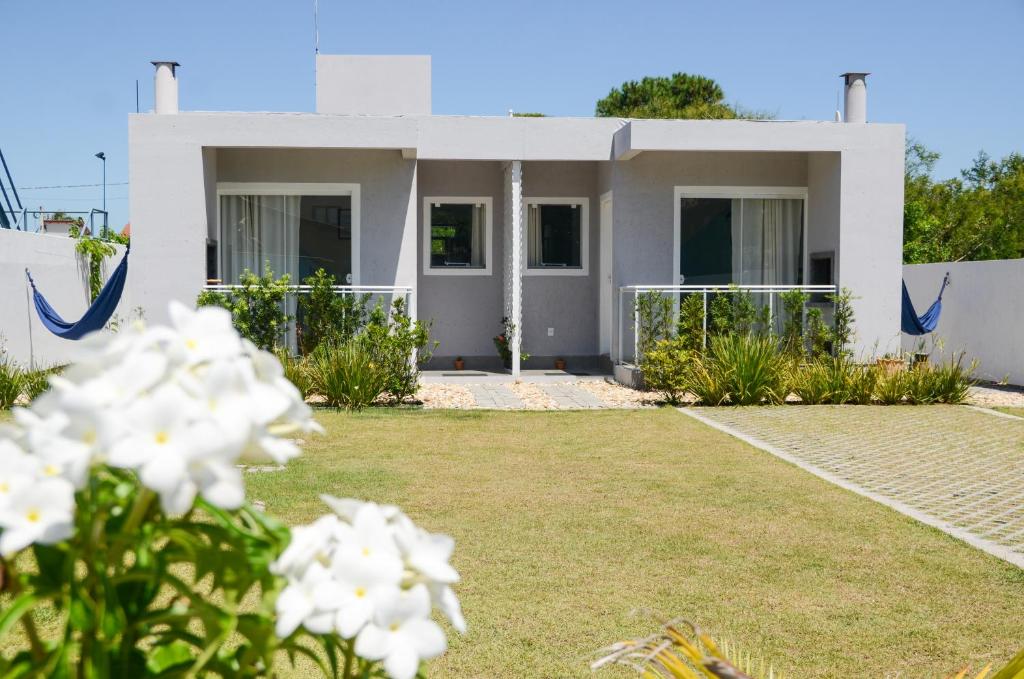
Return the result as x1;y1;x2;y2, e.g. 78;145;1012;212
466;384;525;409
540;383;606;409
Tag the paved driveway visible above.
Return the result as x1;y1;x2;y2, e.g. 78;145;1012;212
681;405;1024;568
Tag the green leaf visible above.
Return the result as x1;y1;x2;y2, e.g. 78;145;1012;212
146;640;195;674
0;592;37;639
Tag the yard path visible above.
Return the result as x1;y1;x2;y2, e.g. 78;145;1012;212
682;405;1024;568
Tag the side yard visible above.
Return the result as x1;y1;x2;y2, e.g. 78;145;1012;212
246;409;1024;678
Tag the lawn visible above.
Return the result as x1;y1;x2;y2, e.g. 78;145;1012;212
245;408;1024;678
996;406;1024;418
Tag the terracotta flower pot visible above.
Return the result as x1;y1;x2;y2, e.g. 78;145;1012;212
554;358;567;371
876;357;905;376
454;358;465;370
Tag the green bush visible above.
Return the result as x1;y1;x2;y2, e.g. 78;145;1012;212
779;289;809;357
297;268;370;353
640;337;690;404
197;265;291;350
873;367;910;405
0;359;22;409
20;365;61;402
274;348;314;400
708;287;767;338
676;293;706;353
362;298;435;404
635;291;674;358
692;334;787;406
905;354;975;405
789;357;876;405
306;340;386;410
805;307;830;359
827;288;856;357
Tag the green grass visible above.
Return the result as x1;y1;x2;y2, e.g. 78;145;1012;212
244;408;1024;678
995;406;1024;418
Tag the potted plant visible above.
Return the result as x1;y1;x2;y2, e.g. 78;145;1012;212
454;356;465;370
494;316;528;370
876;353;905;375
554;357;567;371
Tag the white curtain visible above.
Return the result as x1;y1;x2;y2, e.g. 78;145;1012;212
219;195;300;283
470;204;484;268
527;204;540;266
734;198;803;285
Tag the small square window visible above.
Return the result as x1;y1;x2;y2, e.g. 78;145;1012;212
425;200;489;273
528;203;582;269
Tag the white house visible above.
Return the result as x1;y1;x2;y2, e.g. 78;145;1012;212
127;56;904;375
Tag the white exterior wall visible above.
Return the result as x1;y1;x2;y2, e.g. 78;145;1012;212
904;259;1024;386
0;230;130;367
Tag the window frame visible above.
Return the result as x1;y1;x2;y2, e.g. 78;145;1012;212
422;196;493;276
215;182;361;284
672;186;808;286
523;197;590;277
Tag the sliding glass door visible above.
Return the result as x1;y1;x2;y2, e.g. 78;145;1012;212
678;195;804;286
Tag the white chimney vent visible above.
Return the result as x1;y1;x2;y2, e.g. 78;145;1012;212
152;61;180;114
840;72;869;123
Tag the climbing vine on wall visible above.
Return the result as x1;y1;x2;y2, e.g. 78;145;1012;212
68;226;126;302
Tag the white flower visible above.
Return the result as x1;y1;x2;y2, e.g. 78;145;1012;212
0;440;41;511
393;516;460;585
168;301;243;365
354;584;447;679
330;541;404;638
0;476;76;557
271;514;340;579
274;561;345;638
430;583;467;635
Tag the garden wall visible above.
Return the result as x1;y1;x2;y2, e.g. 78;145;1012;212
0;229;131;368
903;259;1024;386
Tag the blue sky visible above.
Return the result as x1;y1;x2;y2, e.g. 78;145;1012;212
2;0;1021;230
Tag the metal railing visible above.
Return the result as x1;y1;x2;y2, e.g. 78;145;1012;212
617;284;838;365
1;208;109;235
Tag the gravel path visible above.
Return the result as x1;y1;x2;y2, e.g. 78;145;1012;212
967;384;1024;409
416;378;660;410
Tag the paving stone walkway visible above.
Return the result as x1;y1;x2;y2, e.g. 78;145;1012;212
682;405;1024;568
465;384;525;409
540;383;606;409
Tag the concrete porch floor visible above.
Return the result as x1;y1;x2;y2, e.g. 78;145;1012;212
420;368;612;384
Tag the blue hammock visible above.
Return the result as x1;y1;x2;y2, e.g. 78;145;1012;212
25;246;129;340
901;272;949;336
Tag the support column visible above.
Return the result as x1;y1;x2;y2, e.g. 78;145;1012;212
503;161;524;378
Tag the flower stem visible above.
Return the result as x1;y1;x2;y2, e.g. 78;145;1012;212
122;488;156;537
5;562;45;662
342;642;354;679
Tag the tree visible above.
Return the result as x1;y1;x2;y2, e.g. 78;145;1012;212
595;72;769;120
903;140;1024;263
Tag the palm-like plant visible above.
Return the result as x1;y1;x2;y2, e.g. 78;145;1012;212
593;618;1024;679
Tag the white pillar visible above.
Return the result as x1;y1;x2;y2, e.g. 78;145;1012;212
152;61;180;114
501;161;524;378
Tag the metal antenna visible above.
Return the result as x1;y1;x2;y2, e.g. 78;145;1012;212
135;79;140;113
314;0;319;55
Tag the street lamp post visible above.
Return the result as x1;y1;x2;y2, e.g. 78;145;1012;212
95;152;106;236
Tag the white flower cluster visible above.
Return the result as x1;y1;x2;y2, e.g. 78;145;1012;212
272;495;465;679
0;301;321;556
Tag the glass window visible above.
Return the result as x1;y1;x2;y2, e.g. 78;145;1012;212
528;204;582;268
679;197;804;286
429;202;486;269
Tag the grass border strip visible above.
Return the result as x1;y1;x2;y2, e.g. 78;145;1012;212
963;404;1024;421
676;407;1024;570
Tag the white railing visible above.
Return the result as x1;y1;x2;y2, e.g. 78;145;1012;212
617;284;838;365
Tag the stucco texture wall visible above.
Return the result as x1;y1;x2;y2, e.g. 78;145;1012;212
904;259;1024;385
416;161;505;363
0;230;130;367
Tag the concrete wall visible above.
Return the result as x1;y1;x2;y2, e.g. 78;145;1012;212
416;161;505;365
0;230;130;367
316;55;431;116
904;259;1024;385
520;161;600;363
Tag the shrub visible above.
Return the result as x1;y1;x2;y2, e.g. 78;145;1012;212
827;287;857;357
363;298;436;404
874;367;910;405
789;356;876;405
635;291;674;358
779;289;809;357
306;340;386;410
690;334;787;406
197;264;291;350
640;337;690;404
676;293;706;353
274;348;314;399
0;358;22;409
297;268;370;353
20;365;60;403
906;354;975;405
805;306;830;359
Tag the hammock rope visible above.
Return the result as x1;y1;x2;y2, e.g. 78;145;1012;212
901;271;949;336
25;245;130;340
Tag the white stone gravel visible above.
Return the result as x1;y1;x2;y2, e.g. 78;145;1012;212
417;383;476;409
506;381;559;409
967;384;1024;409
